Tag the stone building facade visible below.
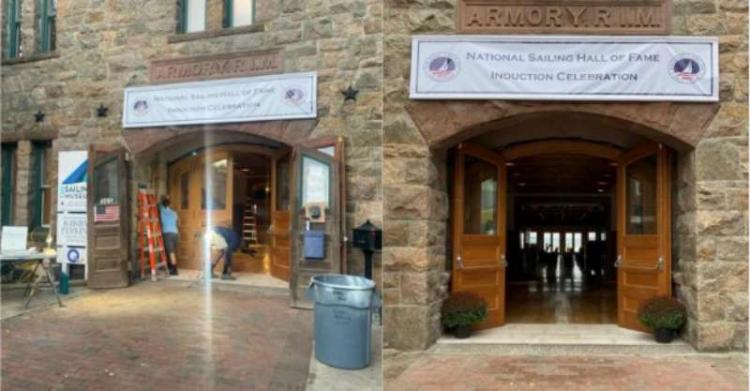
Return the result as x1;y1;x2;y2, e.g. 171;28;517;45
1;0;383;279
382;0;748;351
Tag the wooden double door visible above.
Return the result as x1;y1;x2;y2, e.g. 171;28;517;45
452;141;671;331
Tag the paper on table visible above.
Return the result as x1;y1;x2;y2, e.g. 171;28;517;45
1;226;29;253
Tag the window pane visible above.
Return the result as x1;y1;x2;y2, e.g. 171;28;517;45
463;155;497;235
588;231;597;241
276;157;290;210
552;233;560;252
519;232;525;249
301;156;330;206
1;144;16;225
186;0;206;32
232;0;254;26
564;232;573;252
202;159;227;210
94;158;119;204
626;155;657;235
180;172;189;209
574;233;582;252
528;232;537;245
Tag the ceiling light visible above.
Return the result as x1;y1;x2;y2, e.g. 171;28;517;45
597;188;604;193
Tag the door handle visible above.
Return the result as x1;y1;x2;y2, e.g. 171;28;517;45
614;255;622;268
456;256;464;270
500;255;507;268
657;256;664;272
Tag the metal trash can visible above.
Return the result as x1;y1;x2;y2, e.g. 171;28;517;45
305;274;379;369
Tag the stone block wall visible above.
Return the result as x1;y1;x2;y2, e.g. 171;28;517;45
383;0;747;351
1;0;383;275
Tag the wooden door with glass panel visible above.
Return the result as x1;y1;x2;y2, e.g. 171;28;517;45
270;151;292;281
290;138;345;307
452;143;507;329
167;149;233;271
616;143;671;331
87;145;129;289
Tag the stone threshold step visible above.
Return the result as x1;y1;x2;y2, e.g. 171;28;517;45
431;343;696;356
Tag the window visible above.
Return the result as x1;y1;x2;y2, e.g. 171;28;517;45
519;232;525;249
178;0;206;33
36;0;56;52
5;0;22;58
587;231;597;241
30;142;52;229
1;143;17;225
527;231;537;246
180;172;189;209
223;0;254;28
202;159;227;210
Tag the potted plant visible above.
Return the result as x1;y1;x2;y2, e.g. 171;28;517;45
637;296;687;343
441;292;487;339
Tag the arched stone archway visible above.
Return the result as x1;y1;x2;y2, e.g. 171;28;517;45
406;101;718;151
384;103;740;352
122;119;318;155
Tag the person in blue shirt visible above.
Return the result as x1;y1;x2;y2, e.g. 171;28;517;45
207;225;240;280
159;196;179;276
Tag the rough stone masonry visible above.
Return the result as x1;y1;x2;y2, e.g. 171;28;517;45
1;0;384;279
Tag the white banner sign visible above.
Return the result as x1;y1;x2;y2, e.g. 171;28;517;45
57;151;88;213
410;35;718;102
57;150;88;265
123;72;317;128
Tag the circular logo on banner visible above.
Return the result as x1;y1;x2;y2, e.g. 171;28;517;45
67;248;80;263
133;99;150;116
283;87;305;106
669;54;705;84
425;53;460;82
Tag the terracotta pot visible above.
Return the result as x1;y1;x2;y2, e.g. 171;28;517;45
654;328;674;343
454;324;472;339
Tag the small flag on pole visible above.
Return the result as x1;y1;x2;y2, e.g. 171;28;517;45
94;204;120;222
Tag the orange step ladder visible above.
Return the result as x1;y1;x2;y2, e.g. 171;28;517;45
137;189;170;281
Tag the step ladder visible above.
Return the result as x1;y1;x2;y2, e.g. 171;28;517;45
242;200;260;253
137;189;170;281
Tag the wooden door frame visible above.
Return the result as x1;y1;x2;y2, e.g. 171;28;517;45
451;142;507;328
616;142;672;330
299;136;347;274
86;145;130;288
449;139;672;330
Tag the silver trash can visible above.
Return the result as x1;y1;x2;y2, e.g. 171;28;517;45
305;274;379;369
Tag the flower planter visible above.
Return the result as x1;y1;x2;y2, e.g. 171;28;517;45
454;324;472;339
654;328;674;343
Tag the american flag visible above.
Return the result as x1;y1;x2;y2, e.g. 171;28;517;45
94;204;120;222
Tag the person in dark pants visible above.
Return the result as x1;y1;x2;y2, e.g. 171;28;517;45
208;226;240;280
159;196;179;276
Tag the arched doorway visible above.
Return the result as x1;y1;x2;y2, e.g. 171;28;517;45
121;129;347;306
450;139;672;332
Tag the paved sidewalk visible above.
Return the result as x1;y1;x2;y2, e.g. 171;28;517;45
1;280;313;391
385;349;748;391
306;325;382;390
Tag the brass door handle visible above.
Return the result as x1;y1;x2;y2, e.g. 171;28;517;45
456;256;464;270
500;255;507;268
614;255;623;268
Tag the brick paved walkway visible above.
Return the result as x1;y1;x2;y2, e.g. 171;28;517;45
1;281;312;391
385;351;748;391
